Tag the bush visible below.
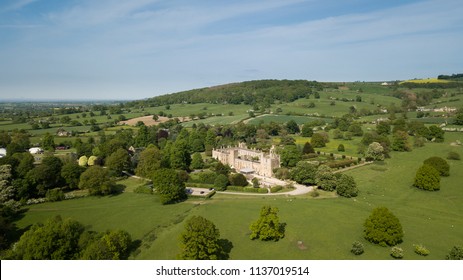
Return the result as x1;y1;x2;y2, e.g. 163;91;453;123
446;246;463;260
413;244;430;256
364;207;403;246
413;164;440;191
350;241;364;255
45;188;65;202
337;144;345;152
336;174;358;198
196;171;218;184
423;156;450;176
270;186;283;193
214;174;229;191
390;246;404;259
228;173;249;187
447;151;461;160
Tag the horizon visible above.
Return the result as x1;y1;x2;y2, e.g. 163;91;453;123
1;0;462;101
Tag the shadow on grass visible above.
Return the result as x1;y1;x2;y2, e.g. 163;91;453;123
218;239;234;260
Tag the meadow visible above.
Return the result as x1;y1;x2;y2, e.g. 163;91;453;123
14;133;463;260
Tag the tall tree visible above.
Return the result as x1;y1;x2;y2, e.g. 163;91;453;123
135;146;162;177
79;166;117;196
170;140;191;171
41;132;55;151
151;168;187;204
12;216;84;260
178;216;227;260
105;148;132;175
250;206;285;241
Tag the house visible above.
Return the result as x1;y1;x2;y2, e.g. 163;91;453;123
212;143;280;177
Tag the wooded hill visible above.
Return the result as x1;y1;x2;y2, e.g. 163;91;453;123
128;79;323;107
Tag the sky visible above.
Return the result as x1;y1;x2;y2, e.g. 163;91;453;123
0;0;462;101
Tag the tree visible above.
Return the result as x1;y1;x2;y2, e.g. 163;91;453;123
12;216;84;259
413;164;440;191
214;161;231;176
285;120;300;134
178;216;227;260
348;123;364;136
290;161;318;185
446;246;463;260
151;168;187;204
190;153;204;170
302;142;315;154
81;230;132;260
135;146;162;177
170;139;191;171
301;124;314;137
228;173;248;187
214;174;229;191
454;108;463;125
365;142;385;161
376;121;391;135
79;166;118;196
249;206;285;241
61;162;85;190
392;130;411;152
336;174;358;198
315;165;337;191
311;133;326;148
12;152;35;178
26;156;64;196
252;177;259;188
364;207;403;246
41;132;55;151
423;156;450;176
105;148;132;175
78;156;88;166
279;145;301;167
428;125;444;142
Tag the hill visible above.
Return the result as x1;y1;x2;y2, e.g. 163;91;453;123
128;79;323;107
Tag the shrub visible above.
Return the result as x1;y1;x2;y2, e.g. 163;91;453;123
214;174;229;191
423;156;450;176
390;246;404;259
413;164;440;191
364;207;403;246
413;244;430;256
310;189;320;197
351;241;364;255
45;188;65;202
337;144;345;152
336;174;358;198
446;246;463;260
447;151;460;161
196;171;218;184
270;186;283;193
228;173;249;187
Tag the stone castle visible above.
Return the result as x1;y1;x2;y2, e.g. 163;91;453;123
212;143;280;177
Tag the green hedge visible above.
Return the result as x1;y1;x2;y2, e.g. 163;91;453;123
227;186;268;193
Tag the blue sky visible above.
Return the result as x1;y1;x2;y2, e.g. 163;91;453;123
0;0;462;100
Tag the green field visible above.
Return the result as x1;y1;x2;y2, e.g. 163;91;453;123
14;132;463;260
